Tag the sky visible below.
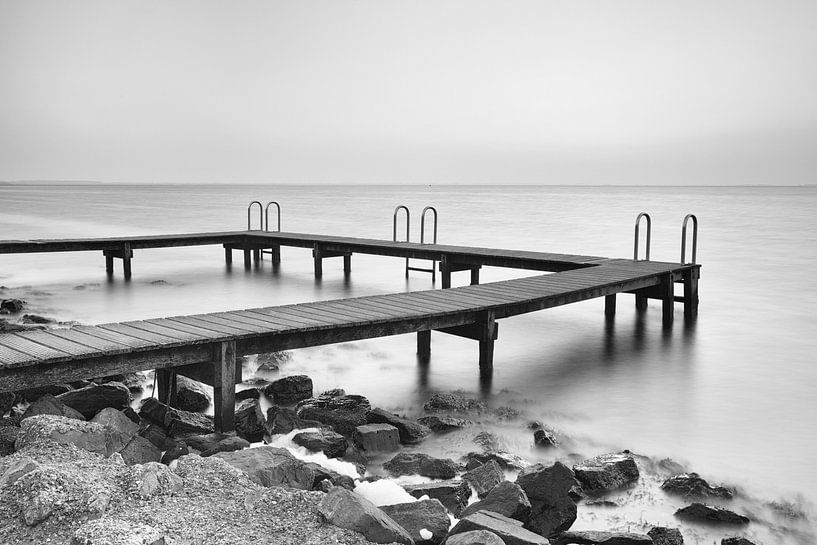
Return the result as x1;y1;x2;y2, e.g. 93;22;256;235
1;1;815;185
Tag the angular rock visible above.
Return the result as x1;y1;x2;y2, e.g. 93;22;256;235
265;405;324;436
404;479;472;515
296;394;371;436
160;442;189;465
185;433;250;457
56;382;131;419
175;376;211;412
0;424;20;456
0;457;40;488
16;384;73;403
464;459;504;498
90;407;140;442
15;415;126;457
354;423;400;452
674;503;749;525
465;451;529;471
305;462;356;490
234;398;265;442
165;408;214;438
661;473;733;500
648;527;684;545
72;518;167;545
461;481;531;522
235;387;260;401
446;530;507;545
384;452;461;479
131;461;183;497
139;423;177;451
21;394;85;421
366;408;431;444
553;530;652;545
1;298;24;313
139;397;171;425
515;461;578;537
417;415;471;432
0;391;15;417
93;372;145;394
14;467;111;526
423;393;486;413
294;429;348;458
119;435;162;465
449;511;549;545
573;453;639;495
380;499;449;545
265;374;313;404
473;431;503;452
533;429;558;447
318;486;414;545
323;388;346;396
214;446;316;489
721;538;756;545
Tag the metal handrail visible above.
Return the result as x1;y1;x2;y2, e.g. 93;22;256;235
393;205;410;243
420;206;438;245
247;201;263;231
633;212;651;261
681;214;698;264
265;201;281;232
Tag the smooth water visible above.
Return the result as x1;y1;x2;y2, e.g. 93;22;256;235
2;183;816;542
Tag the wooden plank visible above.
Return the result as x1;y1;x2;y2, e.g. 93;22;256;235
0;343;37;367
310;301;385;322
360;294;448;316
98;323;180;345
171;315;260;335
207;311;291;331
125;320;211;343
294;302;371;323
11;330;101;357
381;293;456;313
72;325;155;349
0;334;71;361
46;328;133;354
147;318;230;339
328;298;414;319
245;307;330;328
230;310;307;330
265;305;349;326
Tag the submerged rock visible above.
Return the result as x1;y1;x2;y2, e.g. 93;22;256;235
417;415;471;432
661;473;733;500
423;392;487;413
573;452;639;495
0;298;25;313
403;479;472;515
380;498;450;545
318;486;414;545
293;429;348;458
296;394;371;436
515;461;579;537
533;428;558;447
384;452;461;479
366;408;431;444
449;511;548;545
553;530;653;545
674;503;750;525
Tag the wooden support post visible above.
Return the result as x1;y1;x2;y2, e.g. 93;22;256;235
417;330;431;360
243;249;251;268
105;255;114;274
343;253;352;275
683;268;699;319
155;369;177;406
470;267;480;286
271;245;281;265
635;293;648;310
253;248;261;263
213;340;236;433
605;294;616;317
478;312;497;375
313;244;323;278
440;256;451;289
122;255;132;280
661;275;674;326
224;246;232;264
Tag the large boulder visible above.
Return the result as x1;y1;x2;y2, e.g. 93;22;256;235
417;415;471;433
265;406;324;436
465;451;529;471
21;394;85;421
461;481;531;522
366;408;431;444
13;466;113;526
15;415;126;457
721;539;756;545
647;527;684;545
185;433;250;457
139;424;178;451
464;459;504;498
296;394;371;436
404;479;472;515
515;461;578;537
90;408;140;442
384;452;461;479
234;398;265;442
660;473;733;500
265;375;313;404
0;298;25;313
354;423;400;452
318;486;414;545
56;382;130;420
214;446;316;489
573;453;639;495
139;397;213;437
552;531;652;545
293;429;348;458
446;531;507;545
128;461;183;497
72;518;167;545
174;376;211;412
674;503;749;525
119;435;162;465
448;511;549;545
0;424;19;456
380;499;450;545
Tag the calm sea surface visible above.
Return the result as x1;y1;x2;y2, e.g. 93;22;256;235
2;183;816;542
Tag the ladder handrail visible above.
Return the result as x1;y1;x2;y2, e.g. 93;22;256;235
420;206;438;244
247;201;263;231
393;205;410;243
633;212;651;261
681;213;698;264
265;201;281;232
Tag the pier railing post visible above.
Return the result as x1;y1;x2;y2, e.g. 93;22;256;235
213;340;236;433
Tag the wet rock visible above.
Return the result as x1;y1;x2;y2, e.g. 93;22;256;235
0;457;40;488
552;530;653;545
119;435;162;465
0;318;29;333
446;530;507;545
139;397;171;425
72;518;167;545
404;479;472;515
473;431;503;451
0;424;20;455
417;415;471;432
139;423;177;451
16;415;126;457
366;408;431;444
1;391;15;416
93;372;145;393
305;462;356;490
674;503;749;525
465;451;529;471
166;409;214;438
256;351;291;371
380;498;450;545
20;314;53;324
573;453;639;495
721;538;756;545
449;511;549;545
461;481;531;522
175;376;211;412
265;374;313;404
56;382;131;419
354;423;400;452
21;394;85;421
185;432;249;457
0;298;24;313
234;398;265;442
293;429;348;458
131;461;183;497
323;388;346;396
384;452;461;479
235;387;261;401
515;461;579;537
160;442;189;465
214;445;316;489
296;394;371;436
464;459;504;498
533;429;558;447
318;486;414;545
661;473;733;500
265;405;325;436
90;407;140;442
647;527;684;545
423;392;486;413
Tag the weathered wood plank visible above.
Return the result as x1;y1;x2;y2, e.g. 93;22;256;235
0;334;71;361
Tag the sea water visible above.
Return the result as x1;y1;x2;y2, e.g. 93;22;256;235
2;183;816;543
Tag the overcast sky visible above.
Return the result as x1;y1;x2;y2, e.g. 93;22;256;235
1;1;815;184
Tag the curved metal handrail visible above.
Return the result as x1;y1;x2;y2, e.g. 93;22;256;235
247;201;263;231
265;201;281;232
393;205;410;243
681;213;698;264
633;212;652;261
420;206;438;244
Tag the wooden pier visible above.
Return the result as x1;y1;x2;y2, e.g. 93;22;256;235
0;229;700;432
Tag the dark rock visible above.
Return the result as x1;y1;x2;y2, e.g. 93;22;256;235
234;398;265;442
354;423;400;452
93;372;145;393
647;526;684;545
515;461;579;537
318;486;414;545
214;446;316;489
585;500;619;508
56;382;130;419
473;431;502;451
381;499;449;545
139;424;177;451
417;415;471;432
0;392;15;417
175;376;211;412
674;503;749;525
423;392;486;413
90;408;140;442
256;351;291;371
20;314;53;324
15;414;126;457
1;425;19;455
573;453;639;495
0;319;28;333
119;435;162;465
323;388;346;396
661;473;733;500
293;429;348;458
552;530;653;545
449;511;549;545
185;433;250;456
366;408;431;444
265;405;325;436
533;429;558;447
0;298;24;313
465;451;529;471
657;458;687;475
296;394;371;436
139;397;170;425
305;462;356;490
265;375;313;404
342;444;369;474
235;387;260;401
464;459;504;498
160;442;189;465
721;538;756;545
404;479;472;516
384;452;461;479
16;384;73;402
122;406;141;424
21;394;85;421
446;530;507;545
461;481;531;522
166;409;214;438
